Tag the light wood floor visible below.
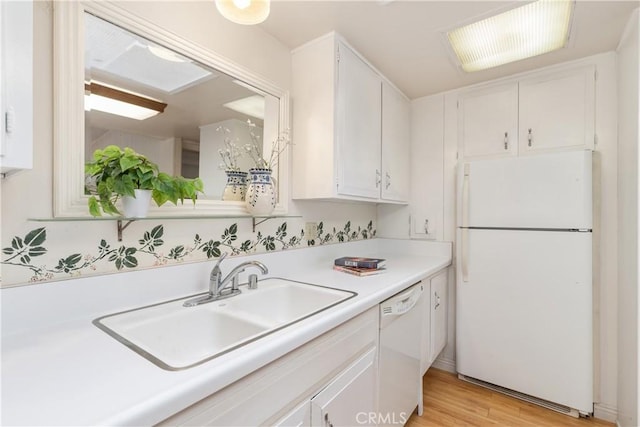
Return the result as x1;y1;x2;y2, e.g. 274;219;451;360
406;369;614;427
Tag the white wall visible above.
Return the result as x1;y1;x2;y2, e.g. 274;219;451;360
616;8;640;427
379;52;620;420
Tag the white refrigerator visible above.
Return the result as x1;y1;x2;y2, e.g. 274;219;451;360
456;150;593;415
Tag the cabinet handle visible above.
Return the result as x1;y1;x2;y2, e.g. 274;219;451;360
504;132;509;150
325;413;334;427
528;128;532;147
376;169;381;188
385;172;391;189
434;291;441;310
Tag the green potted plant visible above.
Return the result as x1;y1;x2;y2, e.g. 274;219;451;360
85;145;204;217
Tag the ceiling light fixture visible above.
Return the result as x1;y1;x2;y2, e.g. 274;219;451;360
446;0;574;72
84;82;167;120
223;95;265;120
215;0;270;25
148;45;187;63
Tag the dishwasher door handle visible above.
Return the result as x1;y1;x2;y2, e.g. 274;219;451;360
381;284;423;316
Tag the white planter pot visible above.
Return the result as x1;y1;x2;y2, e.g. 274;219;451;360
122;189;152;218
245;168;276;216
222;171;248;201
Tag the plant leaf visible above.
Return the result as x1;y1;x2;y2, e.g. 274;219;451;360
150;225;163;239
11;237;23;250
28;247;47;257
65;254;83;266
88;196;102;217
24;228;46;246
123;256;138;268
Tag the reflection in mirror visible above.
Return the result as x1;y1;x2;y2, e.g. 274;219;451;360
83;12;280;201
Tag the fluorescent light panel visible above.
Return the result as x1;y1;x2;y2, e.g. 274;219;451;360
84;82;167;121
447;0;574;72
223;95;265;120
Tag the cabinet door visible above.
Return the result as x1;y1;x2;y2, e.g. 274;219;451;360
336;42;382;199
0;0;33;173
311;347;377;427
420;283;432;375
274;401;311;427
381;81;410;202
458;83;518;160
519;66;595;154
429;270;447;364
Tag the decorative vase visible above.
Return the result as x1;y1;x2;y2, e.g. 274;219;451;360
222;170;248;201
245;168;276;216
122;189;152;218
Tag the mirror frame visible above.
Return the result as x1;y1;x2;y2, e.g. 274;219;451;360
53;1;290;218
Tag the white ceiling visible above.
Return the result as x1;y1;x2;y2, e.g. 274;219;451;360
259;0;638;99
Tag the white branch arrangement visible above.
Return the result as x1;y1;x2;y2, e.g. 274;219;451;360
244;120;291;170
216;126;243;172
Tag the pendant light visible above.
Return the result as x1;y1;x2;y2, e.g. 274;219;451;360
215;0;270;25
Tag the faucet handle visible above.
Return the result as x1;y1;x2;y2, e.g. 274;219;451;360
248;274;258;290
213;252;228;270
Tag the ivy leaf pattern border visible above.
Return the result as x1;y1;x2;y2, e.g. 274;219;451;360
1;220;376;283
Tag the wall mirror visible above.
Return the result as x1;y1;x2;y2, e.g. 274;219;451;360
54;1;289;218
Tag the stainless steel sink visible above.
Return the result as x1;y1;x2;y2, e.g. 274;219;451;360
93;278;356;370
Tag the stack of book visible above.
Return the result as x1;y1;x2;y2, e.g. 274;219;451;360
333;257;386;276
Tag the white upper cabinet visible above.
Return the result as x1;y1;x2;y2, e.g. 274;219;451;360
518;66;595;154
336;42;382;199
458;82;519;160
381;81;411;202
292;32;410;203
458;65;595;161
0;0;33;175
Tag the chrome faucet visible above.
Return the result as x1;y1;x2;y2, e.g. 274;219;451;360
183;253;269;307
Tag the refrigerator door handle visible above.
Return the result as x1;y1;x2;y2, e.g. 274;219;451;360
461;228;469;282
462;163;470;228
461;163;470;282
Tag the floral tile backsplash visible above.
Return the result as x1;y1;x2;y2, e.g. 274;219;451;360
1;219;376;285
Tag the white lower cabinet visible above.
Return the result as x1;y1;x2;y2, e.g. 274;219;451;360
428;270;447;365
310;347;377;427
420;269;448;375
274;400;311;427
158;308;378;427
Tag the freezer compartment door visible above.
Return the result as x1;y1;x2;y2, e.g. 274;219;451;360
455;228;593;413
457;150;592;229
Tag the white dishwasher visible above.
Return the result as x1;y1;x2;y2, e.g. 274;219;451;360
378;281;424;426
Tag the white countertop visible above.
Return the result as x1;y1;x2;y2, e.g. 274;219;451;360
1;239;451;426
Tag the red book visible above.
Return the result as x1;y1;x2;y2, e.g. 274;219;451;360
333;265;386;277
